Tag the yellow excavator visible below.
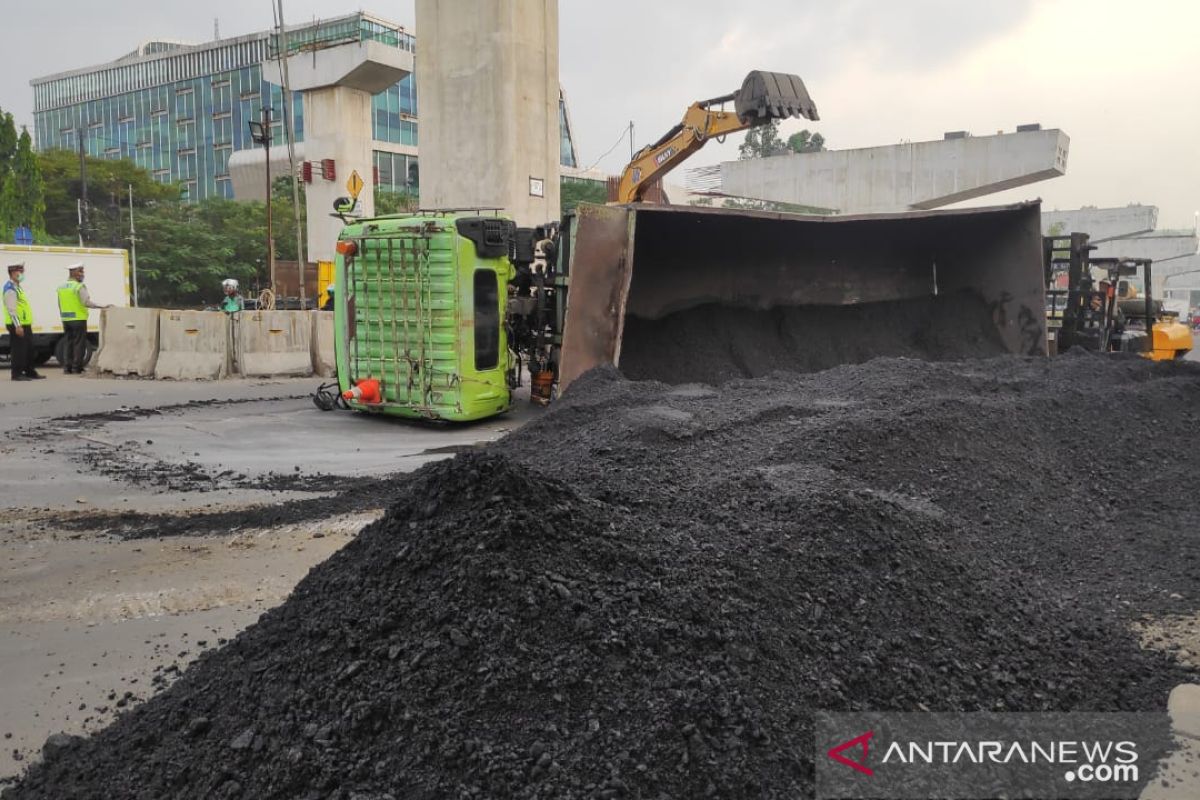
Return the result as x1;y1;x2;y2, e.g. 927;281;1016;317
613;70;819;203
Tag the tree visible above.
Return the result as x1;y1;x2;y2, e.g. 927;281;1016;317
134;199;267;307
37;148;179;244
375;189;419;216
738;120;787;159
0;128;46;237
561;178;607;216
0;110;16;188
269;175;307;263
787;129;826;154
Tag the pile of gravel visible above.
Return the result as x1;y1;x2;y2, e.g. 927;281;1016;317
6;351;1199;799
618;291;1009;384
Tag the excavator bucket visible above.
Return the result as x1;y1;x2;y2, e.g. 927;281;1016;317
734;70;819;123
557;202;1047;391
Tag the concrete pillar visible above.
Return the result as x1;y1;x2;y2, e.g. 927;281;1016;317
415;0;560;226
301;86;375;262
272;40;412;262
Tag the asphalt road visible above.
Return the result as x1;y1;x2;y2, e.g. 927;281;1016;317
0;367;541;780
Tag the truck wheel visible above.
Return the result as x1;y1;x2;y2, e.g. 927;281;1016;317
54;336;97;367
35;348;52;366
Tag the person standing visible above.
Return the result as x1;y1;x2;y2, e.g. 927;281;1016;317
3;262;43;381
220;278;244;314
57;262;110;374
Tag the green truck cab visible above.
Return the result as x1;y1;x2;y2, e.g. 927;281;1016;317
333;213;516;422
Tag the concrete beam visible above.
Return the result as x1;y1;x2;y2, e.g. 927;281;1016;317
228;143;307;202
1042;205;1157;242
1162;255;1200;283
277;40;412;95
713;129;1069;214
1092;231;1199;265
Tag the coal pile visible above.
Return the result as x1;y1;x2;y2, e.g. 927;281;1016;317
7;352;1200;799
618;291;1008;384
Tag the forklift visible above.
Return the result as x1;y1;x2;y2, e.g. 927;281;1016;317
1044;233;1192;359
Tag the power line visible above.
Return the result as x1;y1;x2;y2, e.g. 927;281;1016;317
584;123;632;172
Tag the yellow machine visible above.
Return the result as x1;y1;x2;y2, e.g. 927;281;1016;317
1148;321;1193;360
614;70;819;204
1116;282;1193;360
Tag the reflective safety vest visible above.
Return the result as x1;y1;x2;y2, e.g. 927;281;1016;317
2;280;32;326
58;279;88;321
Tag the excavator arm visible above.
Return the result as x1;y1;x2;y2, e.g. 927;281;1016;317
614;70;819;204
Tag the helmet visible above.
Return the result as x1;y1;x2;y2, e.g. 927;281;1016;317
222;279;239;291
66;262;85;272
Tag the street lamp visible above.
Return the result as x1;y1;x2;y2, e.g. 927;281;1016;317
248;108;274;294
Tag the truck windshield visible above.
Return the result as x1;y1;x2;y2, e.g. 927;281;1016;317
473;269;500;371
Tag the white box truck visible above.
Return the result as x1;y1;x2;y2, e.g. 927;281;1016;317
1;244;131;367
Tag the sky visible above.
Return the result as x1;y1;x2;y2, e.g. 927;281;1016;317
1;0;1197;228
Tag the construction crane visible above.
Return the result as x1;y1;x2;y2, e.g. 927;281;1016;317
613;70;819;204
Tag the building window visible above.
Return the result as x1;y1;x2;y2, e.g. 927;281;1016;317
175;89;195;120
178;150;197;179
214;146;232;176
177;121;196;149
213;116;232;146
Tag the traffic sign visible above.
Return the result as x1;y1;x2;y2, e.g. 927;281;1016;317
346;170;364;200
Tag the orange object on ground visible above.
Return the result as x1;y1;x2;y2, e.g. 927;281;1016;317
531;370;554;406
342;378;382;404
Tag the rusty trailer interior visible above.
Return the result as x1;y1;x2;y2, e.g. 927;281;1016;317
557;202;1047;389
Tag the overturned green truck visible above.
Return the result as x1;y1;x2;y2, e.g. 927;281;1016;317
329;202;1048;421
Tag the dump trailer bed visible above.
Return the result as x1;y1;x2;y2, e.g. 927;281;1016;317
557;202;1047;388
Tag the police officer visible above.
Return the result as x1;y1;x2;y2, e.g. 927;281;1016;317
57;262;110;374
3;262;43;381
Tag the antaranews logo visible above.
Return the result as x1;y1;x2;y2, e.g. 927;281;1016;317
826;731;875;777
814;712;1165;800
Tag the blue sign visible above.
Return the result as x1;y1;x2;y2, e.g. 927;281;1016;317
13;226;32;246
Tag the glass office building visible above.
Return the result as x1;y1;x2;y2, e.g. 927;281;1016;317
31;12;579;202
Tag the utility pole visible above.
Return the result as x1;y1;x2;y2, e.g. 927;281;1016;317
77;128;89;245
128;184;139;306
266;107;273;294
275;0;308;306
249;107;275;293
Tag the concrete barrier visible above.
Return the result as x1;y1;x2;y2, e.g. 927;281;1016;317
311;311;336;377
94;307;159;376
234;311;313;377
155;310;230;380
